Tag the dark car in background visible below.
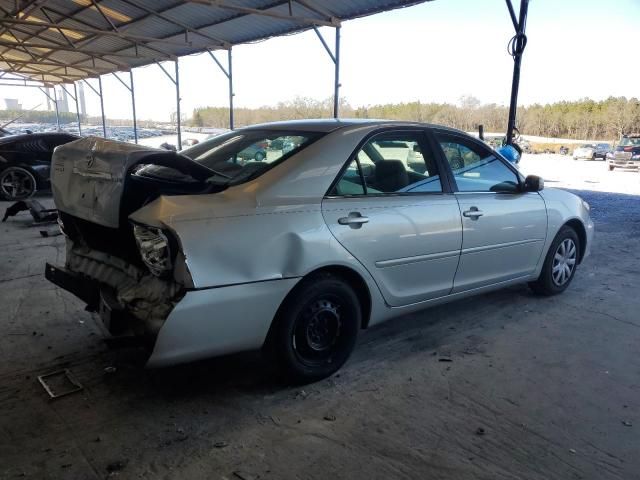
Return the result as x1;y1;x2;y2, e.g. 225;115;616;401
607;135;640;171
0;132;79;200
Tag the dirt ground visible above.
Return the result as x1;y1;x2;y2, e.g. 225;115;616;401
1;154;639;480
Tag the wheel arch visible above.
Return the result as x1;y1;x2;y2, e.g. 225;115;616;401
563;218;587;263
270;264;373;336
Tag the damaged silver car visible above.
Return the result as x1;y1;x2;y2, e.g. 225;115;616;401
46;120;594;383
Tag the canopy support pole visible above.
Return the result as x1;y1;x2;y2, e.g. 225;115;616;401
207;48;234;129
39;86;59;131
505;0;529;145
313;26;341;118
61;83;81;135
175;60;181;148
112;71;138;143
156;60;182;148
80;79;108;137
73;83;82;135
228;48;234;130
130;70;138;144
98;77;106;138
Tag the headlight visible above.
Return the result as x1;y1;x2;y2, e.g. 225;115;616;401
632;154;640;160
133;224;172;276
581;199;590;212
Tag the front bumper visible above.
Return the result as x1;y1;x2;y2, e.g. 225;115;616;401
584;217;594;261
607;158;640;169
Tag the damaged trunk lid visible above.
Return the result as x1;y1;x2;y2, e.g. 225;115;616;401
51;137;217;228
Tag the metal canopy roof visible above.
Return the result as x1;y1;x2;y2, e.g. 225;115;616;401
0;0;428;85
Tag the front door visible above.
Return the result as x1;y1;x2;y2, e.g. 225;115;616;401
434;131;547;293
321;129;462;307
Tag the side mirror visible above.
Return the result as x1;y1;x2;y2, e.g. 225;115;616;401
523;174;544;192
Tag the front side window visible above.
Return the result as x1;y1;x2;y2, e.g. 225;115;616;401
330;131;443;196
436;133;520;193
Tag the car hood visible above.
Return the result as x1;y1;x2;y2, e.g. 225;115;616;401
51;136;217;228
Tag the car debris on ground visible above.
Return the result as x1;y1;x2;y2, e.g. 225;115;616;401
2;199;58;223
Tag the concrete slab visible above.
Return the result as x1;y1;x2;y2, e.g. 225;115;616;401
0;164;638;479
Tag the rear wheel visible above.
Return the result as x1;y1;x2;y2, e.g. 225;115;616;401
266;272;361;384
529;226;579;296
0;166;37;200
609;165;615;171
254;151;265;161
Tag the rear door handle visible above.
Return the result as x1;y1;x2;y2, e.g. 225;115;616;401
338;212;369;228
463;207;484;219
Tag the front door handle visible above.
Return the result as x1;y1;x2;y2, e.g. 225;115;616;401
463;207;484;219
338;212;369;229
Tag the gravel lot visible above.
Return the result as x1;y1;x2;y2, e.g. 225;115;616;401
1;154;639;480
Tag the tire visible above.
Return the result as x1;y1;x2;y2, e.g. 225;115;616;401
608;165;615;171
529;226;580;296
254;151;265;162
266;272;361;384
0;166;37;201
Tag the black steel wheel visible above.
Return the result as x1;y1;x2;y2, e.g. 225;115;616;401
266;272;361;384
0;167;37;200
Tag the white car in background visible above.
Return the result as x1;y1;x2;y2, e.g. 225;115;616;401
573;143;610;160
46;120;594;383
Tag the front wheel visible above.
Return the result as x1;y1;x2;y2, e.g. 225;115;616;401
529;226;580;296
0;166;37;200
266;273;361;384
608;165;615;171
254;151;265;162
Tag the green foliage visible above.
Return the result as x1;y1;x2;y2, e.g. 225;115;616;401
0;109;78;125
188;96;640;141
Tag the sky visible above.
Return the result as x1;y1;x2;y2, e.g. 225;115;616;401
1;0;638;122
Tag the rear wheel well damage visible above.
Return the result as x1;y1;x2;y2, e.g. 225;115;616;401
563;219;587;263
265;265;372;351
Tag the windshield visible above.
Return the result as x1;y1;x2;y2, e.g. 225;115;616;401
619;137;640;147
179;129;323;184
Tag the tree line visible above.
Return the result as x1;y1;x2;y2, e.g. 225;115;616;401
190;96;640;141
2;95;638;141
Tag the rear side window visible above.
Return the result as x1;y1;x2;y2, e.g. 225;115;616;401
330;131;443;196
179;129;323;185
435;133;520;193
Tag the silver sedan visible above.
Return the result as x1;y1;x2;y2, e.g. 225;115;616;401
47;120;594;383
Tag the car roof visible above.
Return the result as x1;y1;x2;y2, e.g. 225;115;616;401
0;132;79;145
240;118;465;135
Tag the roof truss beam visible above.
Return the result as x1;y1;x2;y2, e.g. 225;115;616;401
188;0;340;27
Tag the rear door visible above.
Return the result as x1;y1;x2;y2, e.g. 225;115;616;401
433;130;547;293
321;129;462;307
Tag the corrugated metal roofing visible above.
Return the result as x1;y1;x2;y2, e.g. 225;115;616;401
0;0;431;84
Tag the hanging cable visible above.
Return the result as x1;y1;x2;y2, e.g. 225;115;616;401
507;32;527;59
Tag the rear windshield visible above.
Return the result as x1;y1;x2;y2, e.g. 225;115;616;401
180;129;323;184
619;137;640;147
